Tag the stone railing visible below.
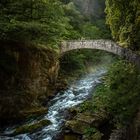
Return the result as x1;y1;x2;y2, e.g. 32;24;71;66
60;39;140;68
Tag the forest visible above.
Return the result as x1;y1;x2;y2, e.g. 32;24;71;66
0;0;140;140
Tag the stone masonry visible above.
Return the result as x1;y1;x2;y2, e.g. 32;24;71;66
60;39;140;68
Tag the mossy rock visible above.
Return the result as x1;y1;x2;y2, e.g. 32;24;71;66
90;131;103;140
65;120;90;134
83;131;103;140
20;107;48;120
68;107;80;116
64;133;81;140
73;112;109;128
14;119;51;135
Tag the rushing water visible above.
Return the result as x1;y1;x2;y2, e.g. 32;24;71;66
0;68;106;140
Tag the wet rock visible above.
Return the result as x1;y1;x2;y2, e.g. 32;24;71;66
68;107;80;117
64;133;81;140
65;111;109;136
76;112;108;127
20;107;48;120
109;128;127;140
75;113;99;125
65;120;89;134
109;108;140;140
56;78;68;91
13;119;51;135
83;131;103;140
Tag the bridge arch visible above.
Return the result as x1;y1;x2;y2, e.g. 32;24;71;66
60;39;140;68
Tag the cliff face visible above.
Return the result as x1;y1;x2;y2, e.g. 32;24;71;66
126;109;140;140
109;109;140;140
73;0;105;19
0;41;60;125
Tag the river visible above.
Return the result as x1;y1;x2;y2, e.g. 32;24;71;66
0;68;106;140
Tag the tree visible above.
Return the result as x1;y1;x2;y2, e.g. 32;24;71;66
105;0;140;50
0;0;73;47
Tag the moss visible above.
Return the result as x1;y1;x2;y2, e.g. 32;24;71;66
90;131;103;140
20;107;48;120
65;120;90;134
64;133;80;140
83;131;103;140
14;119;51;135
105;0;140;50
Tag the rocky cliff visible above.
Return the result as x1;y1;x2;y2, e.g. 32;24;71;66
109;109;140;140
0;41;61;126
73;0;105;19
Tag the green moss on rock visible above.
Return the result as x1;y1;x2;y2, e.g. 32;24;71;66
65;120;90;135
20;107;48;120
64;133;80;140
14;119;51;135
83;131;103;140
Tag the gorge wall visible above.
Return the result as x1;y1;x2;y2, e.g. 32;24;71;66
0;42;60;125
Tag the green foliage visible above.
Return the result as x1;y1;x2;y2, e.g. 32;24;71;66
14;119;51;135
79;101;93;112
84;127;97;137
0;0;111;46
60;50;114;78
81;23;102;39
62;0;111;40
79;60;140;128
60;51;86;76
106;61;140;125
105;0;140;50
93;60;140;127
0;0;74;46
91;84;111;113
80;21;111;39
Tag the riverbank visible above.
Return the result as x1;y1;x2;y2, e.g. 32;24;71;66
0;67;107;140
1;46;139;140
0;42;68;128
63;60;140;140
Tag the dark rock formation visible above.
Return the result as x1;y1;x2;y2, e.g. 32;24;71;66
0;41;60;126
109;108;140;140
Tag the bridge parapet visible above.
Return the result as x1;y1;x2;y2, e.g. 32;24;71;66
60;39;140;68
61;40;123;56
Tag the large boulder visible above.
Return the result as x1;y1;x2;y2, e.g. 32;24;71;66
65;120;89;135
65;112;109;135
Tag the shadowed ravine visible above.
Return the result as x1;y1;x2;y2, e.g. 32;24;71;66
0;68;107;140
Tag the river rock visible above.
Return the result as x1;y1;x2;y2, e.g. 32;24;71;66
13;119;51;135
63;133;81;140
65;111;109;135
82;131;103;140
75;113;98;125
75;112;108;127
68;107;80;117
65;120;89;134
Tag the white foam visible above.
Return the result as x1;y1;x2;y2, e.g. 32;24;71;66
0;69;106;140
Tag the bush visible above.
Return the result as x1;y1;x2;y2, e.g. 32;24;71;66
85;60;140;128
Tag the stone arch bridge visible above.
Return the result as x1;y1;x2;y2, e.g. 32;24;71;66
60;39;140;68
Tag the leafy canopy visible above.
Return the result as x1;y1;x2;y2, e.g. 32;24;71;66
0;0;75;46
